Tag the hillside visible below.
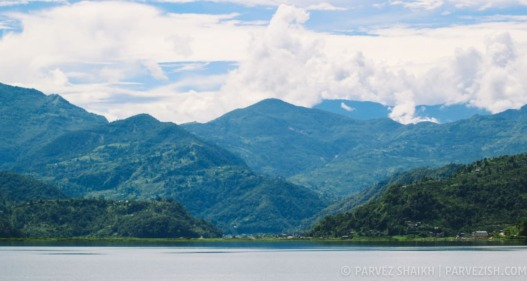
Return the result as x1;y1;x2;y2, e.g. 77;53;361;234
0;171;66;237
183;99;402;198
0;83;107;165
0;170;66;203
0;84;328;233
6;108;325;233
184;99;527;198
7;199;221;238
0;171;220;238
314;99;490;123
311;164;463;223
310;154;527;238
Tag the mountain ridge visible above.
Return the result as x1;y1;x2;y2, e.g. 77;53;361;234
1;86;327;233
313;99;492;123
0;83;107;166
185;98;527;198
311;153;527;238
0;171;221;238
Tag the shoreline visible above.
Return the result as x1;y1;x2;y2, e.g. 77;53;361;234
1;236;526;246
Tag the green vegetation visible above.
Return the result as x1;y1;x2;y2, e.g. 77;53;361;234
6;198;220;238
0;86;327;234
0;83;107;165
184;99;527;198
311;164;463;223
19;114;326;233
0;172;220;238
3;83;527;237
0;170;66;203
184;99;402;198
311;154;527;238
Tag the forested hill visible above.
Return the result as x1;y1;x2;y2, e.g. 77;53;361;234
0;172;220;238
184;98;527;198
0;170;66;203
0;83;107;165
310;154;527;238
0;84;327;234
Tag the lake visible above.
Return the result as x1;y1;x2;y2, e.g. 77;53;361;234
1;241;526;281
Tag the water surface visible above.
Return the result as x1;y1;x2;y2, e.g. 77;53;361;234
1;242;526;281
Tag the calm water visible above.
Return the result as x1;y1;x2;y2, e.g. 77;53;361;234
1;242;526;281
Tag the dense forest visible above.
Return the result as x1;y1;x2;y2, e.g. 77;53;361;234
0;84;327;234
184;98;527;198
0;172;220;238
311;154;527;238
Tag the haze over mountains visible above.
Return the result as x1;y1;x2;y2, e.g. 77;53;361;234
314;100;491;123
184;98;527;198
2;82;527;234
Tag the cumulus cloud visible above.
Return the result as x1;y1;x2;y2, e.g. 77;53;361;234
220;5;324;107
0;1;255;120
218;5;527;124
1;2;527;124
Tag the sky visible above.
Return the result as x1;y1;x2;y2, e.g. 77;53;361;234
0;0;527;124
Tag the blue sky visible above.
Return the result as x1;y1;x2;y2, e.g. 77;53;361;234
1;0;527;124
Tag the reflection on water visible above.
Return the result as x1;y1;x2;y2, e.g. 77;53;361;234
1;242;526;281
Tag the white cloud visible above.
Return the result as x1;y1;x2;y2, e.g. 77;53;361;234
451;0;527;10
142;60;168;80
0;0;66;7
390;0;445;11
154;0;361;9
220;5;325;107
389;0;527;11
306;3;347;11
340;102;354;112
1;2;527;124
154;0;527;11
0;1;257;117
218;5;527;124
171;62;209;73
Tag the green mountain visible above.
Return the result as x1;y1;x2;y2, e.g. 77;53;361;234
22;115;326;233
310;154;527;238
0;171;220;238
313;99;490;123
183;99;402;198
0;83;107;165
312;164;463;223
0;170;66;203
0;87;326;234
184;99;527;198
8;198;221;238
0;171;67;237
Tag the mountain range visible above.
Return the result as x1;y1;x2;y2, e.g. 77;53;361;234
0;83;326;234
314;99;490;123
311;153;527;238
2;82;527;235
184;99;527;198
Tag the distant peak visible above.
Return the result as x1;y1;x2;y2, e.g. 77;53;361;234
259;98;287;103
115;114;161;126
125;113;159;122
248;98;299;112
0;82;46;99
